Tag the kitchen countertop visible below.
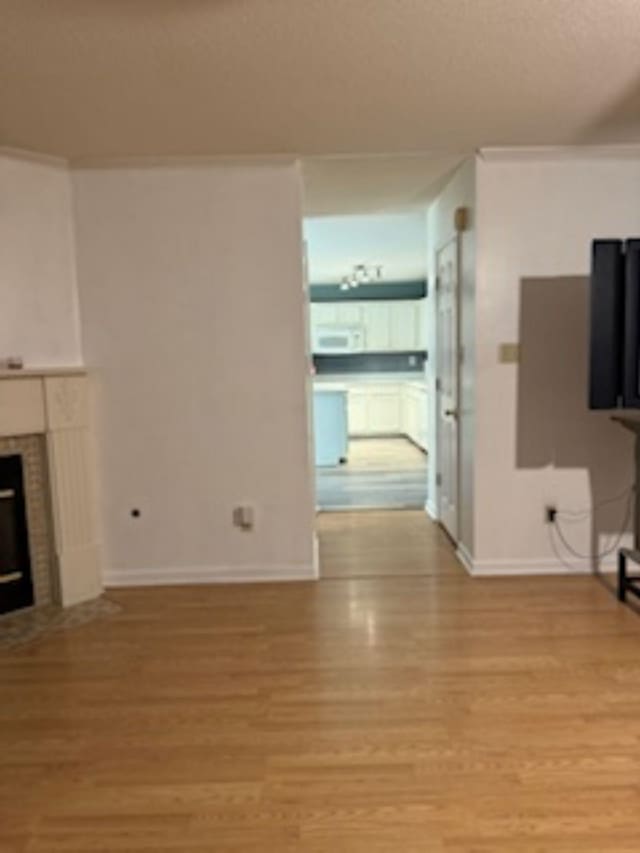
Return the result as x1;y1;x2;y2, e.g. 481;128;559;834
313;383;348;393
314;372;424;385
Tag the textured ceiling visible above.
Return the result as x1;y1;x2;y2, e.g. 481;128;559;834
2;0;640;159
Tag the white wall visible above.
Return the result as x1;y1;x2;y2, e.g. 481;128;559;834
474;152;640;571
0;152;82;365
304;212;428;284
426;159;476;555
72;162;316;584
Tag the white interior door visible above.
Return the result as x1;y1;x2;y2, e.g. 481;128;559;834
436;238;459;541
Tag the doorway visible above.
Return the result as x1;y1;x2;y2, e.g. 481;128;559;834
300;154;468;579
305;212;429;513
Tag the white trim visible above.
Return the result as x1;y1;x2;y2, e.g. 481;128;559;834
71;153;298;170
312;532;320;579
478;144;640;163
104;563;316;588
425;499;439;521
464;556;616;577
456;542;474;574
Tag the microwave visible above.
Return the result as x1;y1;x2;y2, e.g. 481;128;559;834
312;325;364;354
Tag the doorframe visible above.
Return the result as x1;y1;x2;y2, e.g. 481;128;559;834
433;232;462;545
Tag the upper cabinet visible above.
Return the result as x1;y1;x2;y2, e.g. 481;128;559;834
335;303;362;325
361;302;391;351
389;302;418;351
310;299;426;353
311;303;338;326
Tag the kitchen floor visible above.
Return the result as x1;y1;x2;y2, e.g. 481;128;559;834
316;436;427;510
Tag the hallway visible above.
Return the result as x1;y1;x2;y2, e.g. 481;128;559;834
316;439;428;511
318;509;459;579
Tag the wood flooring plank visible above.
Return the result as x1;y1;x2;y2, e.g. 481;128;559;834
1;511;640;850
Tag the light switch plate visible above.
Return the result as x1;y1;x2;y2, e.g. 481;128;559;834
498;342;520;364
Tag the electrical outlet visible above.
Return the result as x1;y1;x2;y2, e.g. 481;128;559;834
545;505;557;524
233;505;255;531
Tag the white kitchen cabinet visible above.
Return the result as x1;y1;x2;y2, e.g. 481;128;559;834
336;303;362;325
347;389;368;434
401;383;428;451
361;303;391;351
401;389;417;442
390;302;418;350
345;383;402;436
318;379;428;445
310;299;426;353
310;302;362;329
368;390;402;433
310;303;338;327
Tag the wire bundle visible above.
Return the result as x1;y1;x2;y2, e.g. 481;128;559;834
548;485;635;570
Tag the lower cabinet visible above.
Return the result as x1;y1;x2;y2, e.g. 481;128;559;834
368;390;402;433
347;386;398;436
345;382;428;451
347;390;368;434
402;385;428;450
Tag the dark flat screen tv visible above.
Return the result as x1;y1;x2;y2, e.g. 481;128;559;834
589;238;640;409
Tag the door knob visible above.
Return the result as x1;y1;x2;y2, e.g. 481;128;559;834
444;408;458;418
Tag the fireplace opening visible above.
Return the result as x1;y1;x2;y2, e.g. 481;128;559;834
0;455;34;615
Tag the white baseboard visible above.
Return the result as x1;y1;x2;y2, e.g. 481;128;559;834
456;543;474;573
104;562;317;588
425;499;438;521
464;556;616;577
312;532;320;579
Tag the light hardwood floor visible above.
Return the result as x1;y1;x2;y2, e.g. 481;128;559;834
347;437;427;471
318;509;456;578
2;512;640;851
316;438;427;510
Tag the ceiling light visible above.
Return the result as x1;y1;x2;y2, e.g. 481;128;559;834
342;263;383;289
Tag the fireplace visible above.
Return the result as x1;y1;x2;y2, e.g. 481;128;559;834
0;455;34;615
0;370;103;608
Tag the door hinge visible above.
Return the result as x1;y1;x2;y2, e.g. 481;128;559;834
435;277;441;293
436;473;442;487
435;377;442;392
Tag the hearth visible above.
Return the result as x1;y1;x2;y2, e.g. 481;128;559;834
0;454;34;615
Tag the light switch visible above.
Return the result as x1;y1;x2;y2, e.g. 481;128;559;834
498;343;520;364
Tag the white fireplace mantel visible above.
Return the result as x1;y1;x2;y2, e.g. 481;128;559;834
0;368;103;606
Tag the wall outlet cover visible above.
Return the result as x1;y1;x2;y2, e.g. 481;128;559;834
498;342;520;364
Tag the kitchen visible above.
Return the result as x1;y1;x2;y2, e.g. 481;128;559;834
305;212;429;511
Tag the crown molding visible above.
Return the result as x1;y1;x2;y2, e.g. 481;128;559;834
478;144;640;163
0;146;69;168
70;153;299;170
